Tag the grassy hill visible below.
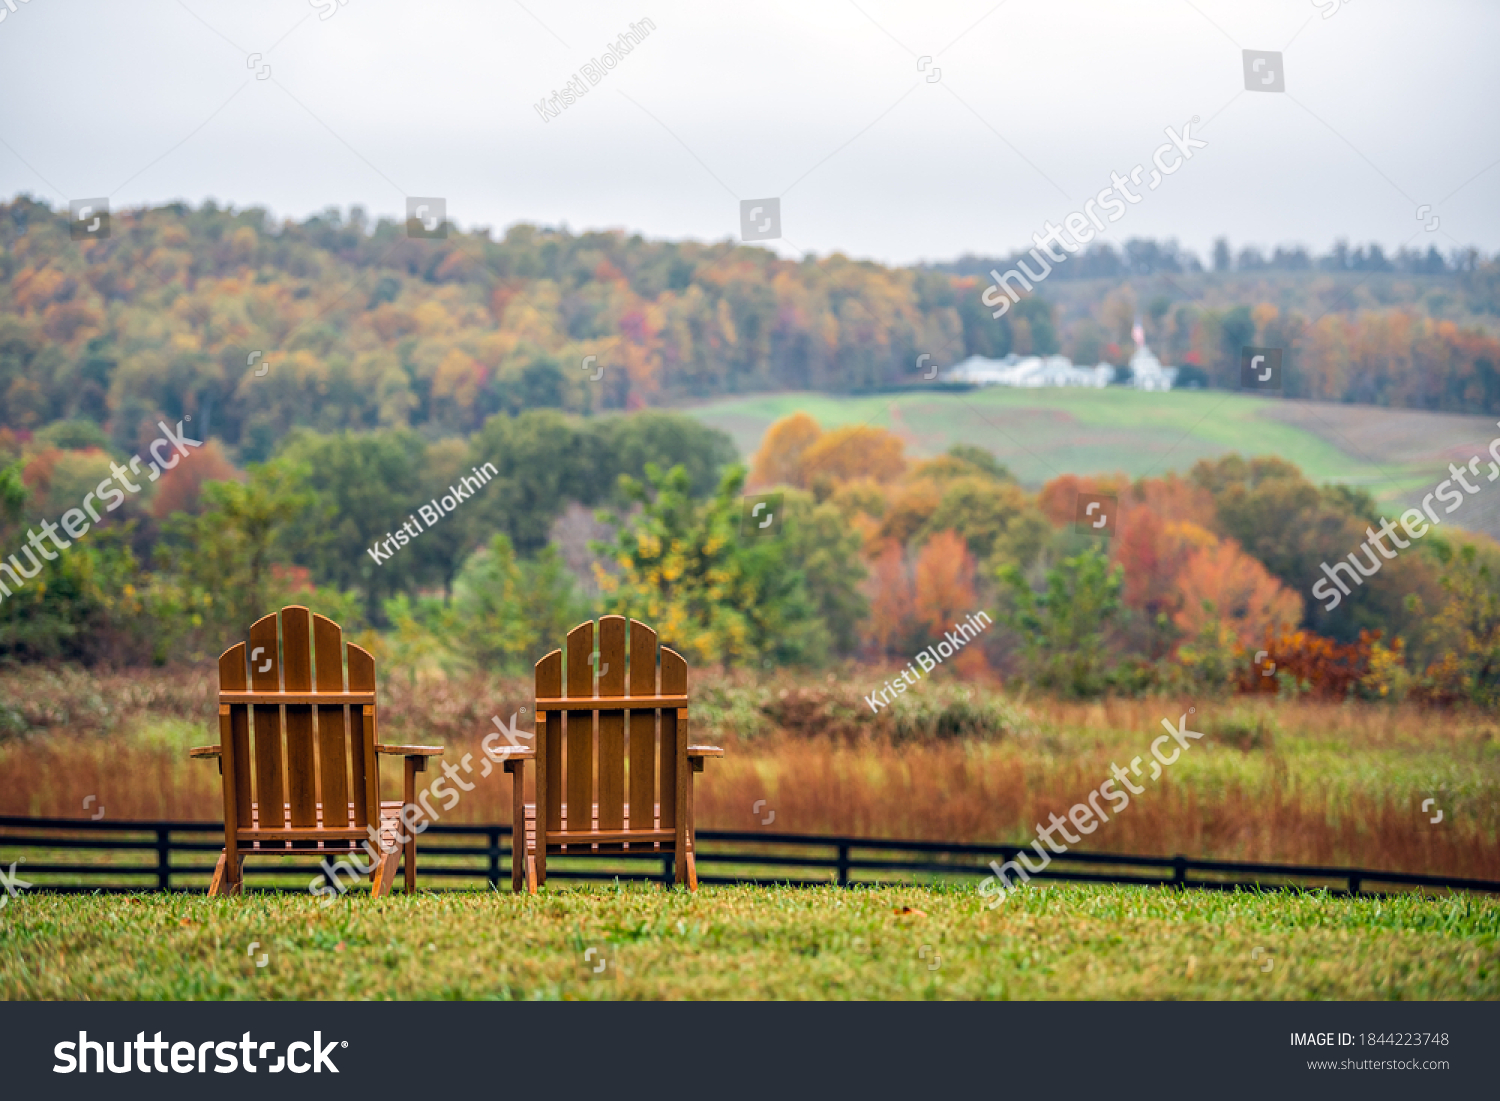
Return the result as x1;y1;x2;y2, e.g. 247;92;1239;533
686;388;1500;539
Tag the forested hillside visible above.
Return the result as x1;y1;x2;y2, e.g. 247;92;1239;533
3;197;1499;465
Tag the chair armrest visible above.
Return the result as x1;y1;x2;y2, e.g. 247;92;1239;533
375;744;444;756
498;745;535;772
189;744;221;759
687;745;723;773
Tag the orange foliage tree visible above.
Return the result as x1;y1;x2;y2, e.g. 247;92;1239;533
864;542;915;656
914;529;986;675
150;438;242;518
1171;528;1304;647
1241;629;1381;698
748;411;821;489
1036;471;1131;527
798;424;907;488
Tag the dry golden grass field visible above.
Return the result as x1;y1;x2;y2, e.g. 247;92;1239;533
2;665;1496;882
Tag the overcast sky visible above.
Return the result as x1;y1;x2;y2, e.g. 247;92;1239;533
1;0;1496;267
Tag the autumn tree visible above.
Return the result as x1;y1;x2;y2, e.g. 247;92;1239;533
594;463;831;667
748;411;821;489
797;424;907;489
913;529;987;675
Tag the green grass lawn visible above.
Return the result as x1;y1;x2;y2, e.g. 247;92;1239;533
3;884;1494;1000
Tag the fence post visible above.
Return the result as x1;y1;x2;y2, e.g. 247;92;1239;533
488;828;501;890
837;843;850;887
1172;854;1187;888
157;827;172;892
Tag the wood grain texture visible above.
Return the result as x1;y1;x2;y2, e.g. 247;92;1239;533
628;620;657;832
662;647;689;886
534;648;562;886
280;607;317;829
403;755;418;894
219;691;374;705
596;615;627;841
215;702;240;891
218;644;253;828
313;614;351;829
565;621;594;841
511;762;527;892
247;613;284;829
347;644;377;830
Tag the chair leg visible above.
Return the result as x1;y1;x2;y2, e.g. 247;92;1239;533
525;854;538;895
210;853;245;897
509;762;526;893
403;757;418;895
676;766;697;890
371;848;400;899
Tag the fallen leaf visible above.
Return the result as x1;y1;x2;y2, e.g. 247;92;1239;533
893;906;927;918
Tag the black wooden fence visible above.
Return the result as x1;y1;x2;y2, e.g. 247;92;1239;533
2;815;1497;897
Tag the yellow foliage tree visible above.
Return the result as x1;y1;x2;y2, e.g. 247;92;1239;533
748;412;821;489
798;423;906;488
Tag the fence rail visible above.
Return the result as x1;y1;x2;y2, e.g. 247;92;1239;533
2;816;1498;897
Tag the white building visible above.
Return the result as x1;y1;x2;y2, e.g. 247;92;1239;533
1128;343;1179;391
943;353;1114;389
941;346;1179;392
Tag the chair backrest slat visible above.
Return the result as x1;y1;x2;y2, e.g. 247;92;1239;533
595;615;627;833
281;607;318;829
217;642;253;827
536;651;563;828
565;621;594;830
313;614;350;828
347;643;378;831
247;612;285;828
627;619;658;830
659;646;687;830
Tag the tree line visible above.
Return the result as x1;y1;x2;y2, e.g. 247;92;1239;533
4;197;1500;463
3;404;1493;708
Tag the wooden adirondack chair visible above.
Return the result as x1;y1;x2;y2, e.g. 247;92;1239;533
502;616;723;893
189;605;443;897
